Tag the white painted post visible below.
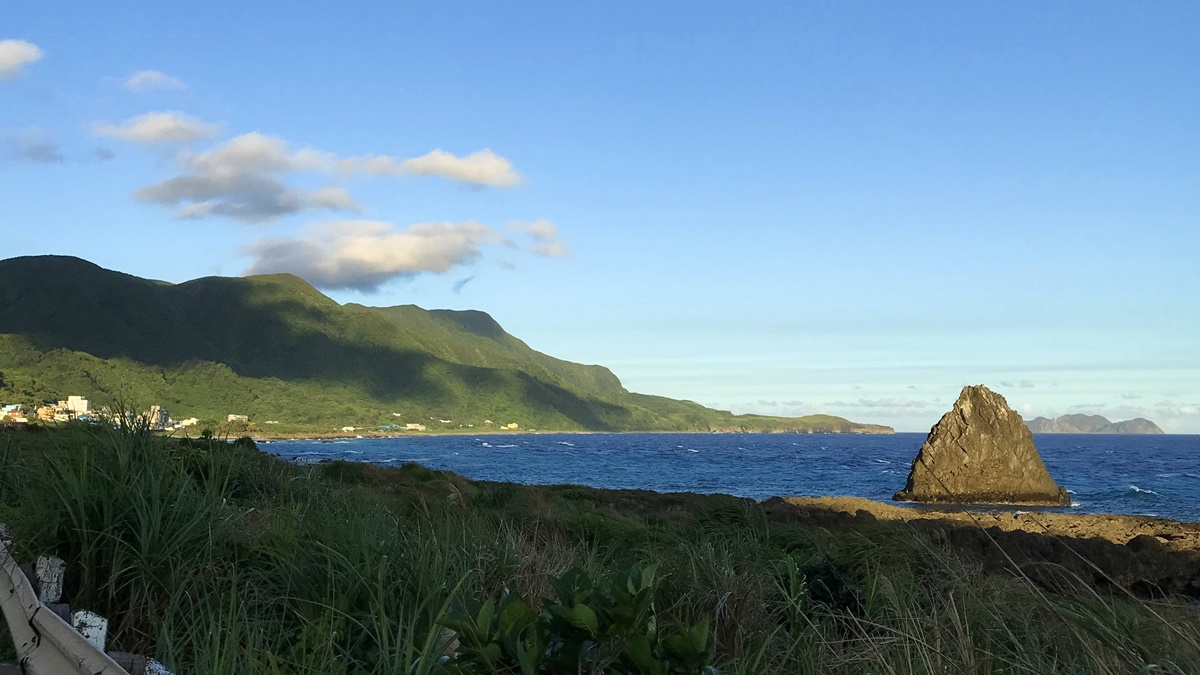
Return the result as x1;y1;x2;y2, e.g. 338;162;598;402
71;610;108;653
35;555;66;604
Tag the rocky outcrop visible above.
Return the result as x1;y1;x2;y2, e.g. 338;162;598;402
1027;415;1164;435
894;385;1070;506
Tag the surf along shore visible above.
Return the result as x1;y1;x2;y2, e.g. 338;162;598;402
1;424;1197;673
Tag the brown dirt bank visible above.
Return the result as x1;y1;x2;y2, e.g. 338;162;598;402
766;495;1200;598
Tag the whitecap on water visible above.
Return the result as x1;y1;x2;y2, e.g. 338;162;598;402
558;441;575;446
1127;485;1160;496
688;449;699;453
872;459;890;464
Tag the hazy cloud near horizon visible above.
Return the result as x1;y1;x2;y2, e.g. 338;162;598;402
0;39;43;79
243;220;511;291
829;398;930;409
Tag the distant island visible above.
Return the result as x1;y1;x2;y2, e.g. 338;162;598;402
0;255;892;435
1026;414;1163;435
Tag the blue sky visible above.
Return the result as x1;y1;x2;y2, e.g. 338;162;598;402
3;1;1198;431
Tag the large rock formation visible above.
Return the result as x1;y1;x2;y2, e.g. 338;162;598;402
894;385;1070;506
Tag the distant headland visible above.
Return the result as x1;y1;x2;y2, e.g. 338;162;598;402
1026;414;1164;435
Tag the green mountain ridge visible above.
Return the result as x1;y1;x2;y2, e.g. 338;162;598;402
0;255;892;434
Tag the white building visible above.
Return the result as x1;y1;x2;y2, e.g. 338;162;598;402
66;396;90;415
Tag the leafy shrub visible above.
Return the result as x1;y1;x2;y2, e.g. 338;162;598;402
438;564;720;674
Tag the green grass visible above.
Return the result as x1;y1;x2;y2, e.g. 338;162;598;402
0;425;1195;673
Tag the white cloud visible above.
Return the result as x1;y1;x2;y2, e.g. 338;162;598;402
139;173;355;222
0;40;43;80
134;132;354;222
335;149;522;188
244;220;510;290
829;398;930;409
399;149;521;187
181;132;332;173
93;111;218;145
124;70;187;92
116;128;521;222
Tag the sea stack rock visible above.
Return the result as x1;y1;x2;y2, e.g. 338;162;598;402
894;385;1070;506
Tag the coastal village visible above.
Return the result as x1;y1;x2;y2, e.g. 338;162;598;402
0;395;524;435
0;396;194;431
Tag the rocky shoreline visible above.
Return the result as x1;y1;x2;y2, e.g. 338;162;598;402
779;495;1200;551
765;495;1200;597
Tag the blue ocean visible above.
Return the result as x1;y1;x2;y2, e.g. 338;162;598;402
267;433;1200;523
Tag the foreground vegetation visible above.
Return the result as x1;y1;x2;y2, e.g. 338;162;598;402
1;424;1197;673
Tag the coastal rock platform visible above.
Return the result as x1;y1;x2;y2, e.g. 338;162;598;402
781;495;1200;552
766;495;1200;597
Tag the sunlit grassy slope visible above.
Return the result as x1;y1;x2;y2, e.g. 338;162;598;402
0;256;891;433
